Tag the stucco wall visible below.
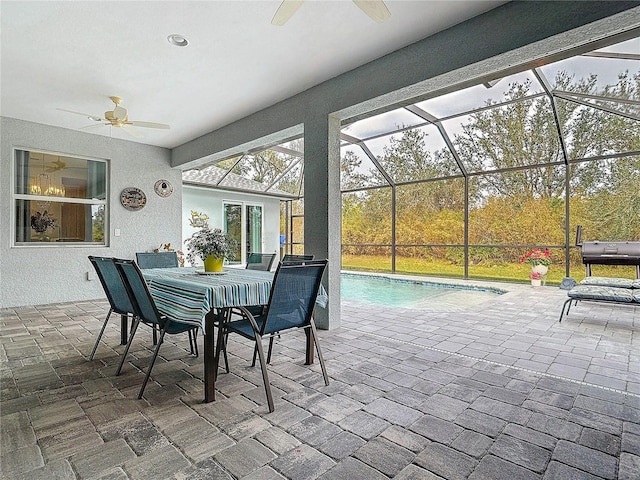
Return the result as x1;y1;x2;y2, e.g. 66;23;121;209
0;117;182;308
182;185;281;267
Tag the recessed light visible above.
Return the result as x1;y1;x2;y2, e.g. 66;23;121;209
167;34;189;47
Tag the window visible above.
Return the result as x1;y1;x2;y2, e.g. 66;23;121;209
13;149;107;245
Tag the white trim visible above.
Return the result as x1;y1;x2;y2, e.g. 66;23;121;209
223;199;265;265
11;147;110;248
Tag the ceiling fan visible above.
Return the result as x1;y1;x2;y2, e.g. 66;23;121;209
45;158;66;172
58;96;170;138
272;0;391;26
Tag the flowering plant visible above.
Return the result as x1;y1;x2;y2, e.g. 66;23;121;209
520;248;552;267
529;271;543;280
153;242;185;267
30;211;56;233
184;227;237;265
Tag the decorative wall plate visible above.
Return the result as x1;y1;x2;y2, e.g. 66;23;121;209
154;179;173;197
120;187;147;211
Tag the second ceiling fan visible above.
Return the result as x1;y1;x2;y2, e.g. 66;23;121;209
272;0;391;26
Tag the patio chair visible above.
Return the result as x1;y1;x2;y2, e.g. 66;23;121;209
135;251;197;355
248;253;315;364
87;256;136;360
282;254;314;263
223;252;278;365
246;252;276;271
114;258;200;399
136;251;179;269
215;259;329;412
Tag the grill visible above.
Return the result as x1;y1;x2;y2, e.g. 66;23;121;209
580;241;640;279
576;225;640;277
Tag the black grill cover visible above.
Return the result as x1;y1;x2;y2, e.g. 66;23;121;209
582;241;640;266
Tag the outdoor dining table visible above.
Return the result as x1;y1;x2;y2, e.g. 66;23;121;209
140;266;324;403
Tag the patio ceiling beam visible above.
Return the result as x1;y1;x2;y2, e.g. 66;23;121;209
338;131;395;186
569;150;640;164
404;104;468;177
582;51;640;61
270;145;304;158
264;157;303;192
553;90;640;106
215;155;245;187
554;92;640;122
533;67;570;166
358;142;394;187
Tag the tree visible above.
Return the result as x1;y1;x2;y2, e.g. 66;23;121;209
340;67;640;265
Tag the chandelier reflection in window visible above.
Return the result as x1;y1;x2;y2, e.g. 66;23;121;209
30;156;65;207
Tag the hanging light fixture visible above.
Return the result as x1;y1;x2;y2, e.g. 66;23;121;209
30;156;65;207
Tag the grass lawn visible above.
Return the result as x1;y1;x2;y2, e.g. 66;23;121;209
341;255;638;285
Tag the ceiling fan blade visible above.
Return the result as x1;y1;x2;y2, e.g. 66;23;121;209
113;105;127;120
128;121;170;129
57;108;103;121
271;0;304;26
352;0;390;23
79;123;109;130
121;124;144;138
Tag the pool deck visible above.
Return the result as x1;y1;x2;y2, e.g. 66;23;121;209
2;278;640;479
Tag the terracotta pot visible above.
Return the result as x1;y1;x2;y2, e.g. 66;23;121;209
204;255;224;272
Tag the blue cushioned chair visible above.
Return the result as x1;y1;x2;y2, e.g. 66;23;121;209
215;259;329;412
87;256;136;360
246;253;276;271
135;251;197;355
114;259;200;399
136;251;179;269
282;254;314;263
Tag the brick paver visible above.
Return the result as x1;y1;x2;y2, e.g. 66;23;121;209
1;278;639;479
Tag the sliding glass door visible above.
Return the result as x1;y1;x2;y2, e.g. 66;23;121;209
223;202;263;265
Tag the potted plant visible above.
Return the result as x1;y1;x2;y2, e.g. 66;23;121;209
30;210;57;241
529;270;543;287
184;227;237;272
520;248;552;276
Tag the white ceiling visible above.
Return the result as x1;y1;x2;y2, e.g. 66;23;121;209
1;1;506;149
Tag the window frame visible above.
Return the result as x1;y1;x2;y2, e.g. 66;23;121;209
11;147;109;247
222;199;265;265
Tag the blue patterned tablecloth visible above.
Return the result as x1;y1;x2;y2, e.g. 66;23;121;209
142;267;274;329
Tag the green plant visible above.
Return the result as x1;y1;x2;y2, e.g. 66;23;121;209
184;228;237;265
520;248;552;267
30;211;56;233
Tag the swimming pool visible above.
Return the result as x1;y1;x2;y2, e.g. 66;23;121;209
340;273;503;311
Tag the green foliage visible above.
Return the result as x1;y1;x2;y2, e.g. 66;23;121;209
92;205;105;241
339;68;639;282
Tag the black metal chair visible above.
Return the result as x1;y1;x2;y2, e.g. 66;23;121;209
114;258;200;399
246;253;276;271
282;254;314;263
215;259;329;412
87;256;136;360
135;250;197;355
136;251;179;269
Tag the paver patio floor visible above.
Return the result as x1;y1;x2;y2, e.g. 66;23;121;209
2;277;640;479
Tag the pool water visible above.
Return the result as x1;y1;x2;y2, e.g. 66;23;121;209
340;274;502;311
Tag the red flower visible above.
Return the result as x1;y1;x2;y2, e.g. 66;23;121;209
521;248;552;267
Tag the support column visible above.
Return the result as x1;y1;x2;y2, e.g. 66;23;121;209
304;114;341;329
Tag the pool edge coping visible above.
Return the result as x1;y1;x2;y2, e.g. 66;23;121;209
341;270;539;295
